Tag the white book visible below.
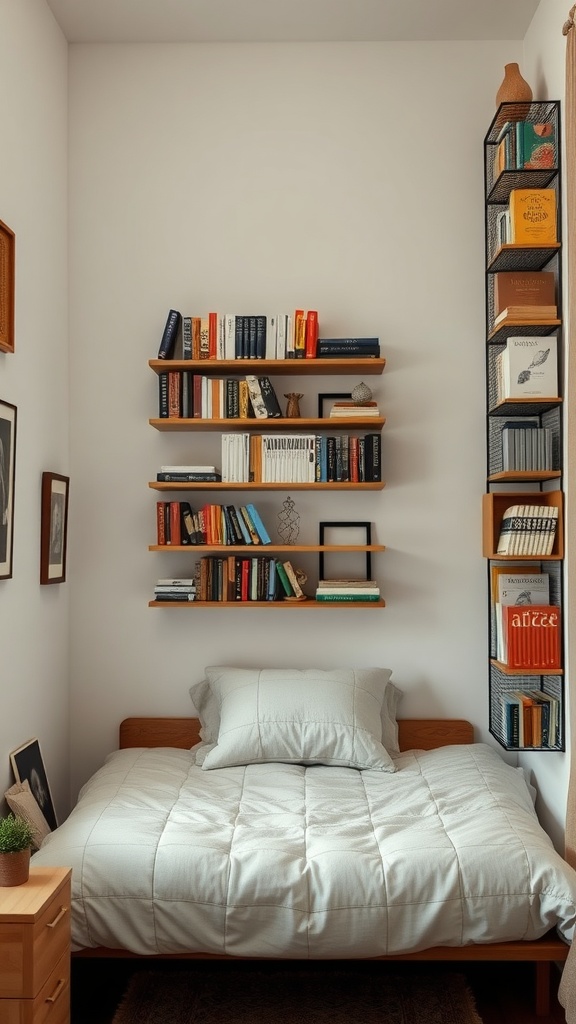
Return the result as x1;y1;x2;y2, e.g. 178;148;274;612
276;314;287;359
501;335;558;399
217;314;226;359
160;465;216;473
224;314;236;361
266;315;277;360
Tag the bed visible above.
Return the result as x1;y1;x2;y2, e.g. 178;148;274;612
30;667;576;1016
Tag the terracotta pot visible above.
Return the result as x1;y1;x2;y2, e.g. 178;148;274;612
496;63;533;107
0;848;31;886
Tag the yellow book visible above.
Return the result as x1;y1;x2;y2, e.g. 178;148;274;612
509;189;557;245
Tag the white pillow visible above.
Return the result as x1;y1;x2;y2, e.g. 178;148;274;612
192;667;397;772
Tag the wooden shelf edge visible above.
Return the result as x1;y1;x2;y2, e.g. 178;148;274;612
149;599;386;608
490;659;563;676
149;544;386;553
149;358;386;376
150;417;386;431
488;471;561;483
487;319;561;341
149;481;385;491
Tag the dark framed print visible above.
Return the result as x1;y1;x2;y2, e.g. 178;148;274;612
0;219;15;354
317;393;352;419
40;471;69;584
0;399;16;579
318;521;373;581
10;737;58;831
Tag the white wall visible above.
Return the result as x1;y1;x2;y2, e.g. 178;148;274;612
66;40;522;796
0;0;69;818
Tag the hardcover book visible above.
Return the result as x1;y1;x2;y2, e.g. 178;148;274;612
498;335;558;399
509;188;557;245
493;271;555;315
515;120;556;169
157;309;182;359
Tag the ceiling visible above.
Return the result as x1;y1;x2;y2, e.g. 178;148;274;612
44;0;539;44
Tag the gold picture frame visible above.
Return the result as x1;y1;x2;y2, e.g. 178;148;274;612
0;219;15;354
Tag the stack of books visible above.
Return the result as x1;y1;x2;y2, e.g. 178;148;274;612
496;503;559;556
153;578;196;602
317;338;380;359
315;579;381;602
329;401;381;419
501;419;553;472
500;689;560;748
156;465;221;482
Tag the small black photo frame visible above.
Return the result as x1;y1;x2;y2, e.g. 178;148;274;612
40;471;70;584
317;393;352;419
318;521;373;580
10;737;58;831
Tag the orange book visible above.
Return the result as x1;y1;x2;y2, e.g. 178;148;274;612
509;189;557;245
503;605;561;670
192;317;202;359
294;309;305;358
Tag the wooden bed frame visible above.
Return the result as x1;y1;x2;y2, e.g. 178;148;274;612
71;716;570;1016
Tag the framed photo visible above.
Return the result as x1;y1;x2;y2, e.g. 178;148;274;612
0;399;17;580
317;392;352;419
0;219;15;354
40;472;70;584
10;737;58;831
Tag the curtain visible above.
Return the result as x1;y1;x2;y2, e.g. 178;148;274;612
558;6;576;1021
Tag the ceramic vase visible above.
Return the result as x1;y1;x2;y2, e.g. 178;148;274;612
496;63;533;107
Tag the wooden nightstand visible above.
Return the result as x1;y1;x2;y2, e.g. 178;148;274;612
0;865;71;1023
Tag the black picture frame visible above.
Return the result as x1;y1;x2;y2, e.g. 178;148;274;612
40;472;70;584
318;521;373;581
0;398;16;580
10;737;58;831
317;393;352;419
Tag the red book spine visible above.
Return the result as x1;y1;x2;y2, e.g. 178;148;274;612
169;501;182;546
305;310;319;358
208;312;218;359
156;502;166;545
241;559;250;601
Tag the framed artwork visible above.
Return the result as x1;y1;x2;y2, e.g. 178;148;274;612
0;399;16;580
318;521;373;581
0;219;15;354
10;737;58;831
317;392;352;418
40;472;69;584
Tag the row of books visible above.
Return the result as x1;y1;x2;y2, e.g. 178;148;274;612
221;432;382;483
193;555;305;602
493;335;558;402
493;188;557;251
499;689;561;748
496;503;559;556
501;420;554;472
156;501;272;547
158;372;285;420
493;118;556;178
158;308;382;362
315;579;381;602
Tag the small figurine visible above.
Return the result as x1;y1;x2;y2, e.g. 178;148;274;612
284;393;303;418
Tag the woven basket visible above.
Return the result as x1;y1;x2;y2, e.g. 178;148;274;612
0;848;30;886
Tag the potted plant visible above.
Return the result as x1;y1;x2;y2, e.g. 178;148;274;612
0;813;35;886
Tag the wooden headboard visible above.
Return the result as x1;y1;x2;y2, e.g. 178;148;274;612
119;717;474;751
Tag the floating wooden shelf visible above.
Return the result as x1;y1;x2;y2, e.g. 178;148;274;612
150;416;386;432
149;358;386;376
150;481;385;491
149;544;386;554
149;598;386;608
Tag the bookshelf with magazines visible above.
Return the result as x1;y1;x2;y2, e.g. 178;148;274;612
148;350;386;609
483;100;564;751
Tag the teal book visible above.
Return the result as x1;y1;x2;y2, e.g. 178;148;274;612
515;121;556;169
245;503;272;544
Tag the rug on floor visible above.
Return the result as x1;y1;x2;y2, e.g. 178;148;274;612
111;964;484;1024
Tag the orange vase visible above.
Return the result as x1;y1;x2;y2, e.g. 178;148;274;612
496;63;533;107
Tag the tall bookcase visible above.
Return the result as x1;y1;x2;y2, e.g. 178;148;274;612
148;356;386;607
482;100;564;750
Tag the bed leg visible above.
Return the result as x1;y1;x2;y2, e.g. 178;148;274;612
535;962;551;1017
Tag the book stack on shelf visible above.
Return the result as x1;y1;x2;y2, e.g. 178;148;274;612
501;419;553;472
492;270;557;329
493;570;550;662
500;688;560;748
496;503;559;556
221;433;381;483
315;579;381;603
153;578;197;602
156;501;272;547
156;465;221;482
329;400;381;419
157;308;321;361
494;336;558;401
317;338;380;359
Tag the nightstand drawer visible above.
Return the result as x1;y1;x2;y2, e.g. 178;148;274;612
0;868;71;999
2;949;70;1024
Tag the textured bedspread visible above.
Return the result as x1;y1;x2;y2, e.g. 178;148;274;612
32;743;576;956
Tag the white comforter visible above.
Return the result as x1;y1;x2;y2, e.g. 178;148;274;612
32;743;576;956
